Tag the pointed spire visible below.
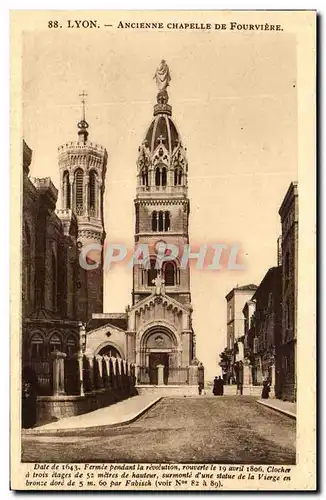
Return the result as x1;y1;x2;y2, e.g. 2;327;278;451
77;91;89;143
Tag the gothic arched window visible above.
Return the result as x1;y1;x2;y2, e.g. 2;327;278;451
48;333;62;355
65;336;78;357
158;211;164;231
63;171;71;209
147;259;158;286
155;167;161;186
30;333;45;361
89;170;97;215
75;168;84;213
164;211;170;231
164;261;176;286
162;167;167;187
152;211;157;231
174;168;183;186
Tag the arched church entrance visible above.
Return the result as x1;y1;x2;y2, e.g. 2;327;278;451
139;326;180;385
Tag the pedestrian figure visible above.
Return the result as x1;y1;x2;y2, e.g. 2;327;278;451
218;376;224;396
213;376;219;396
261;377;271;399
198;362;204;395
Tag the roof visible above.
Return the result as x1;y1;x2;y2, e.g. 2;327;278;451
225;284;258;300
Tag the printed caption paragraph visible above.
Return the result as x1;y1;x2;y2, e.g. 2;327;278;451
24;463;293;490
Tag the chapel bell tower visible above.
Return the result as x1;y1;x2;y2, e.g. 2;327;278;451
133;61;191;307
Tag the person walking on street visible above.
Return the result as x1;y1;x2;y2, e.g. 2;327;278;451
213;376;219;396
218;376;224;396
261;376;271;399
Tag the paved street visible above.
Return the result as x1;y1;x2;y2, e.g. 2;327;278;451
22;397;296;464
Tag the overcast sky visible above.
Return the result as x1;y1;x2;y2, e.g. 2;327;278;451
23;28;297;378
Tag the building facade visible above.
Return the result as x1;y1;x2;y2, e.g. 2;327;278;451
221;284;257;383
226;284;258;351
278;182;298;401
243;266;282;395
22;140;81;395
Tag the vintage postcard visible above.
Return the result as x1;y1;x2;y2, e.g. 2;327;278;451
11;10;316;491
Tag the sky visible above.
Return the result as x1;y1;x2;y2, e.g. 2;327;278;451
23;28;297;378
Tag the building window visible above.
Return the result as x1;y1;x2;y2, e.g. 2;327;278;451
49;333;62;354
164;211;170;231
30;333;45;361
164;261;177;286
152;211;157;231
158;211;164;231
155;167;161;186
75;168;84;213
63;171;71;209
161;167;167;187
89;170;97;215
147;259;158;286
152;211;170;232
174;168;183;186
66;336;78;357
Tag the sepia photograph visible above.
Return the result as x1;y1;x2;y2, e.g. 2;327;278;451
11;9;316;491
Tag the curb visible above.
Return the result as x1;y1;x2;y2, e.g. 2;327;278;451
256;400;296;420
22;397;162;437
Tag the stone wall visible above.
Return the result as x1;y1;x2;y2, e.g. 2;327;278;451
37;386;136;425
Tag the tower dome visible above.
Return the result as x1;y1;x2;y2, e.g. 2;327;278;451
136;67;188;198
145;114;180;155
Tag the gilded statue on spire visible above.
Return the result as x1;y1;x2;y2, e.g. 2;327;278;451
153;60;171;92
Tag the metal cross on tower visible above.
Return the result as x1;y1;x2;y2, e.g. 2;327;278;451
79;91;88;121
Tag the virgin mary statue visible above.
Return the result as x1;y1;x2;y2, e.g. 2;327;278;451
153;60;171;92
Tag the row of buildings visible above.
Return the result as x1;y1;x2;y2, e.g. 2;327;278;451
219;182;298;402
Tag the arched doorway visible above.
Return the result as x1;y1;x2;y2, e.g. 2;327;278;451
139;325;179;385
97;344;122;358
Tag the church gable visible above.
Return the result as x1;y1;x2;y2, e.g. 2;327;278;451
85;322;126;358
128;292;190;336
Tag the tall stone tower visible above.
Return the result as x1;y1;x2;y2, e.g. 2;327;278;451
133;62;191;307
126;62;196;379
58;94;107;321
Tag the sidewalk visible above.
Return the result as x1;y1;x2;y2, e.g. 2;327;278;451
257;398;296;419
24;394;161;434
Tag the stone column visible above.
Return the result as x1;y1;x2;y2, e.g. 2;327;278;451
243;364;251;385
69;175;74;211
76;352;85;396
84;175;89;216
270;363;276;397
157;364;165;386
96;355;104;388
51;351;67;396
